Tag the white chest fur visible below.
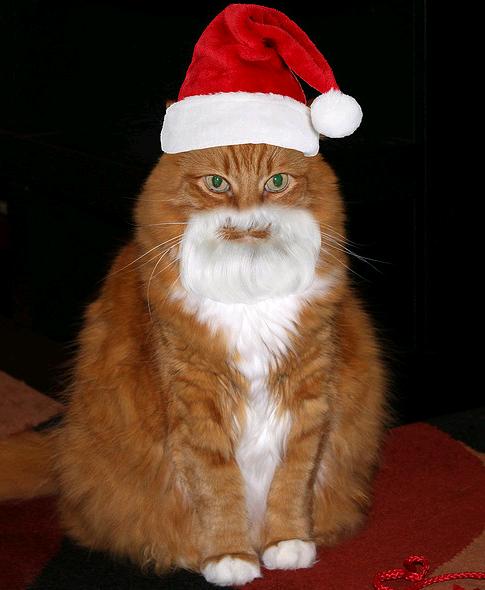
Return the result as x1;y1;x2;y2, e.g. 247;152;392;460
173;279;333;531
213;295;298;531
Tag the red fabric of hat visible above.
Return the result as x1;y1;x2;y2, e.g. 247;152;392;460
161;4;362;156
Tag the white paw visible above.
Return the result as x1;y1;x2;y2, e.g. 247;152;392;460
262;539;317;570
201;555;261;587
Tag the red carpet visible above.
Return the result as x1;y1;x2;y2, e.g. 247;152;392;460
0;496;61;590
1;423;484;589
245;424;485;589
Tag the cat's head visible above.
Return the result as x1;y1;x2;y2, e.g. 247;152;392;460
135;144;346;305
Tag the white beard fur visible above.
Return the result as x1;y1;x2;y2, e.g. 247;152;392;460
172;205;337;541
179;205;321;304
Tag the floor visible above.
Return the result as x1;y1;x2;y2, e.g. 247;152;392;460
0;315;68;401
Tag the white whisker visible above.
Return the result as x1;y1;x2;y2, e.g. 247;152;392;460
319;222;362;247
114;234;184;275
140;221;188;227
146;239;183;319
153;256;180;280
318;246;369;282
130;241;182;274
320;232;387;273
320;237;381;273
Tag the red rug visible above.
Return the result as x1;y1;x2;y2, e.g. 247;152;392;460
1;423;484;589
0;496;61;590
245;423;485;590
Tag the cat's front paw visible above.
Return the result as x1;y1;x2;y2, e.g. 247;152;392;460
262;539;316;570
201;555;261;587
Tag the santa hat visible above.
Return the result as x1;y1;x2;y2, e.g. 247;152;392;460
161;4;362;157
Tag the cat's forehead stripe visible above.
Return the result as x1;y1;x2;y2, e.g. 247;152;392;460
225;145;273;175
182;145;303;177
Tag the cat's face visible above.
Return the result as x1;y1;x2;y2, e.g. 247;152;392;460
136;144;346;304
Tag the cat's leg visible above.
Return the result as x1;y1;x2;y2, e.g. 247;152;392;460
260;395;327;570
311;430;374;546
169;380;261;586
310;295;387;547
312;366;386;546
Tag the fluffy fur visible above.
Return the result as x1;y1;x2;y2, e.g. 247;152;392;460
179;205;321;303
172;273;338;543
0;144;387;586
161;92;320;156
310;89;363;138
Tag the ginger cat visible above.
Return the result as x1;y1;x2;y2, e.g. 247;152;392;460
3;144;387;587
56;143;387;585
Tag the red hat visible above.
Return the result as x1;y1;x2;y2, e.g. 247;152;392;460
161;4;362;156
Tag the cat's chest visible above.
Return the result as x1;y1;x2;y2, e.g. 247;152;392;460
177;290;306;525
210;298;299;380
176;287;307;378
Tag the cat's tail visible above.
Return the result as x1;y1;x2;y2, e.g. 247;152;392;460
0;431;58;501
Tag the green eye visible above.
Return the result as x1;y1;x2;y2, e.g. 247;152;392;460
265;173;289;193
204;175;230;193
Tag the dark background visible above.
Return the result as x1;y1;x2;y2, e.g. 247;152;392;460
0;0;469;422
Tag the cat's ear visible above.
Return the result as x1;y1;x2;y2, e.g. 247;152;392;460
165;99;175;110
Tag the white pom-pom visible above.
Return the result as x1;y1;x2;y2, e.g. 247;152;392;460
310;89;363;138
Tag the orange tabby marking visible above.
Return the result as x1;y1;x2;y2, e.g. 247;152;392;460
29;145;385;584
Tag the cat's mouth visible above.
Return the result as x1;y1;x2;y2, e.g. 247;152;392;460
218;224;272;242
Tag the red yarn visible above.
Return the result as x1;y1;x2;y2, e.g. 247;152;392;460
373;556;485;589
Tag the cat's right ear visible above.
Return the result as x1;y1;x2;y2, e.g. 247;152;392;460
165;99;175;110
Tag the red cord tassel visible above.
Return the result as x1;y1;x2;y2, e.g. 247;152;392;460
373;555;485;589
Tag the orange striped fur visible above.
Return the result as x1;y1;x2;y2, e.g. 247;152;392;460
47;145;387;582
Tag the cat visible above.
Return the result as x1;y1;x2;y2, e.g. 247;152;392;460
0;143;387;587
